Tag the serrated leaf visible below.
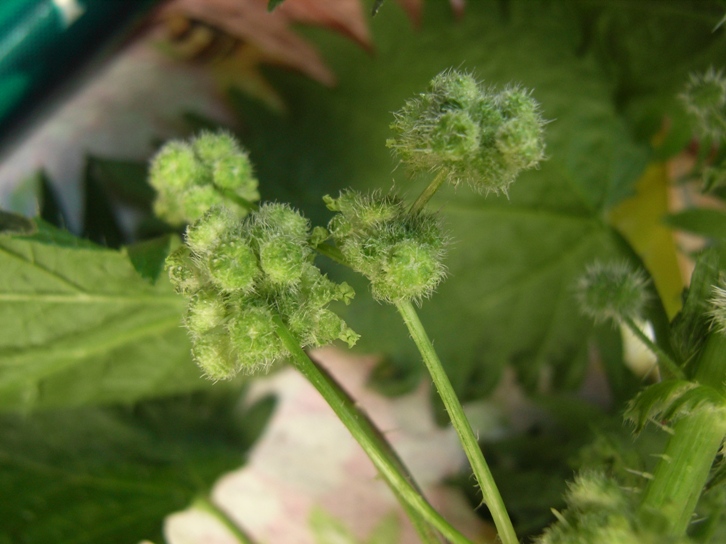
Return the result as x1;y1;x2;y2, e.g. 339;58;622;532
0;219;203;411
625;379;726;432
230;0;651;397
0;389;275;544
670;248;723;369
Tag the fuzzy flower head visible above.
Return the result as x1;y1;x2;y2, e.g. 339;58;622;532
325;190;447;304
680;67;726;141
387;69;547;195
149;131;260;225
576;261;649;324
165;204;358;380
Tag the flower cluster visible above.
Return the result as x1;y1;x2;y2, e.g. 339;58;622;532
575;261;649;325
166;204;358;379
324;190;447;303
680;67;726;141
387;69;547;195
149;131;260;225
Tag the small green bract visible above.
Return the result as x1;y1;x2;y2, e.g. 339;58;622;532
387;69;547;194
165;203;358;380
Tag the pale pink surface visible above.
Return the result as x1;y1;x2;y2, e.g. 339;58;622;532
165;347;491;543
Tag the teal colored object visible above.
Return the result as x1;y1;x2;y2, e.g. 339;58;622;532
0;0;158;142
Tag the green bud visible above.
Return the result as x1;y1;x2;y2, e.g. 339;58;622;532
576;261;649;324
208;238;259;293
375;239;445;302
185;288;228;336
165;246;204;295
259;236;307;286
149;142;205;192
185;207;237;256
192;131;241;164
228;306;285;372
254;203;309;242
191;330;236;380
388;69;546;194
180;185;223;224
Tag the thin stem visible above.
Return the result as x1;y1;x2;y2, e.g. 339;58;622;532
216;188;258;212
274;316;472;544
622;317;684;380
314;242;347;266
395;300;519;544
194;495;257;544
409;171;447;216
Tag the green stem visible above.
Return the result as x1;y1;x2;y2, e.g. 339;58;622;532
194;495;257;544
622;317;684;380
216;187;258;212
274;316;470;544
409;171;447;216
314;242;347;266
638;332;726;535
395;300;519;544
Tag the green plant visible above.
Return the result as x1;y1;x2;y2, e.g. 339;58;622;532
3;3;726;544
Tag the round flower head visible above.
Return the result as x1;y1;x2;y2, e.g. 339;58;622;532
149;131;260;225
387;69;547;195
576;261;649;324
325;190;448;303
165;203;358;380
680;67;726;141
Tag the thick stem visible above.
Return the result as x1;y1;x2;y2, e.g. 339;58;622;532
194;495;257;544
638;332;726;535
395;300;519;544
409;171;447;216
274;316;469;544
622;317;684;380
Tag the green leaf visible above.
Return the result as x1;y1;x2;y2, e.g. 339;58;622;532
232;1;647;397
0;219;203;411
86;156;155;209
82;160;126;248
670;248;723;369
0;389;275;544
665;208;726;241
125;235;179;284
35;170;69;229
0;209;35;235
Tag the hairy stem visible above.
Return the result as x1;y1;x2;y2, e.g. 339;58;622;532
395;300;518;544
194;495;257;544
409;171;447;216
274;316;469;544
638;332;726;535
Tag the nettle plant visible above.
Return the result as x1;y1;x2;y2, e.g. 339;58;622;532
142;68;726;543
0;9;726;544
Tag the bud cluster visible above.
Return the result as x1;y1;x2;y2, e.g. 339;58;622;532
166;204;358;379
387;69;546;195
149;131;260;225
575;261;649;325
324;190;447;303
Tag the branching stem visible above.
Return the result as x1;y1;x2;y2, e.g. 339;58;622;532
274;316;470;544
395;300;518;544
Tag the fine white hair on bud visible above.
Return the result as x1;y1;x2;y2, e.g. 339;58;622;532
149;131;260;225
575;261;649;324
387;68;547;195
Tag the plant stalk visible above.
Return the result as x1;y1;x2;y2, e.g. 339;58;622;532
638;332;726;535
395;300;519;544
274;316;470;544
409;171;447;216
622;317;684;380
